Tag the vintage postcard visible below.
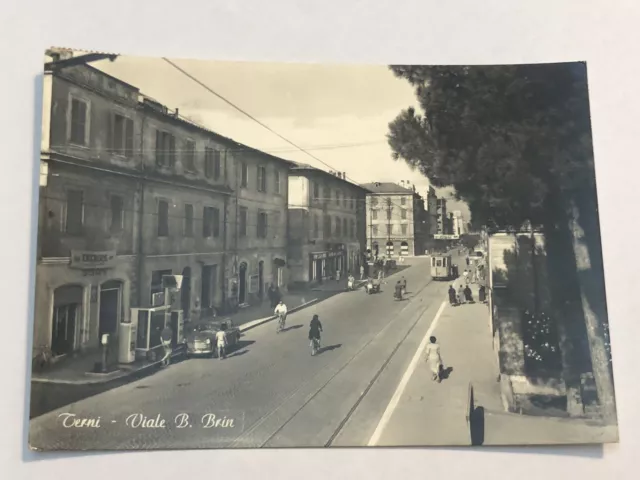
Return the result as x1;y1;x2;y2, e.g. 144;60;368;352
29;49;618;450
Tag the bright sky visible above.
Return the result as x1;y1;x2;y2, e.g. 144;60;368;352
92;54;469;219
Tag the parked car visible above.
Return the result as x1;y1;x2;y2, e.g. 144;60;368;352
185;320;241;358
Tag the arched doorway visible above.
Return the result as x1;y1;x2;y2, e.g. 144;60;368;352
52;285;83;356
99;280;122;345
238;262;248;304
258;260;264;298
181;267;191;320
400;241;409;256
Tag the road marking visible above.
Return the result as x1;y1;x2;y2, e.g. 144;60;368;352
367;299;447;446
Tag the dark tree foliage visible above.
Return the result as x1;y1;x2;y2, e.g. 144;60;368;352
387;63;595;231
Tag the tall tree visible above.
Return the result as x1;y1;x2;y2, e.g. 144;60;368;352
388;63;616;422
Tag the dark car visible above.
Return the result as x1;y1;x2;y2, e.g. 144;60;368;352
185;320;241;358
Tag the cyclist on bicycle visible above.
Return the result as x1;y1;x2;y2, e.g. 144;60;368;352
309;314;323;350
274;300;288;330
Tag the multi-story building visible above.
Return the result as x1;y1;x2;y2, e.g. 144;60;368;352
35;53;292;361
362;182;428;257
436;198;447;235
452;210;467;236
228;144;292;306
287;165;368;285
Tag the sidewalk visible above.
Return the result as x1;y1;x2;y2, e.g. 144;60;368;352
30;283;345;386
375;279;618;446
375;282;501;446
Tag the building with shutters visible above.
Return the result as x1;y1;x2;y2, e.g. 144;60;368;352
35;52;292;363
361;181;429;257
287;164;368;285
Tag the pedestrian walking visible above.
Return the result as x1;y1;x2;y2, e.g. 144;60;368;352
425;336;444;383
360;264;365;280
448;284;457;306
464;285;473;302
160;325;173;366
479;285;487;303
457;284;465;305
336;269;341;282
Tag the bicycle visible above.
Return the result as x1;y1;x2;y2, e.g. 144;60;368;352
276;313;286;333
310;337;321;356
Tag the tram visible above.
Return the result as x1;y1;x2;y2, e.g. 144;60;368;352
430;253;456;280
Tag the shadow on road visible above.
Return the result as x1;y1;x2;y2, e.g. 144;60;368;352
227;350;250;358
281;324;303;333
318;344;342;355
440;366;454;380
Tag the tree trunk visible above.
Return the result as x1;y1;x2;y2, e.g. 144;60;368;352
568;199;617;423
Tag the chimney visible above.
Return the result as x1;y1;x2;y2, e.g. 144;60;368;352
342;172;346;179
175;108;179;117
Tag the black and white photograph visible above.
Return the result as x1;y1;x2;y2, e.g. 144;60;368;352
28;48;619;450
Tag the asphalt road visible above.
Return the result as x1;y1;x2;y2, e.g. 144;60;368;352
29;256;461;450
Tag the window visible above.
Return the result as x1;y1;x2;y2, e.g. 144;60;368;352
336;190;341;206
351;219;356;238
184;204;194;237
371;197;378;206
313;182;320;200
257;211;268;238
313;214;319;238
241;163;249;187
372;225;378;235
155;131;176;167
183;139;196;172
387;224;393;235
335;217;341;236
203;206;220;238
157;200;169;237
239;207;248;236
342;218;348;238
205;148;222;180
151;269;172;303
109;195;124;232
325;215;332;237
257;166;267;192
70;98;88;146
274;170;281;194
324;186;330;204
401;209;407;220
401;197;407;205
111;114;133;157
372;210;378;220
65;189;84;235
401;224;408;235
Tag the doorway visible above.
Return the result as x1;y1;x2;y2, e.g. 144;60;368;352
51;285;83;356
258;260;264;298
99;280;122;345
201;265;217;316
239;262;247;304
181;267;191;320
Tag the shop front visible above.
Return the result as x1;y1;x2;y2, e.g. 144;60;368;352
309;244;346;282
34;250;134;359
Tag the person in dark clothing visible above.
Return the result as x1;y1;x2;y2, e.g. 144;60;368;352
464;285;473;302
394;280;403;300
267;284;276;308
479;285;487;303
448;285;457;306
309;314;323;350
400;276;407;296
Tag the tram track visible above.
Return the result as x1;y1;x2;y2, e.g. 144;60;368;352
229;275;443;448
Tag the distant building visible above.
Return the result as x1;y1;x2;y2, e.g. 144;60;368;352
453;210;467;236
361;181;428;257
287;165;368;285
436;198;447;235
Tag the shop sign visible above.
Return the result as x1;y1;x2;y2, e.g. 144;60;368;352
434;234;460;240
70;250;117;269
311;251;341;261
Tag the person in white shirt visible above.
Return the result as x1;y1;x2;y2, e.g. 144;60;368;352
274;300;288;332
215;327;227;360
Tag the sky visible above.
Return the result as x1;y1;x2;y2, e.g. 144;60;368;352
91;53;469;219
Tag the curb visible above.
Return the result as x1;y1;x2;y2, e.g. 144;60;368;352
31;348;187;386
238;298;320;333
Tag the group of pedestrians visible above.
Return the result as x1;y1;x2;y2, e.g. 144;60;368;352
448;283;487;306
